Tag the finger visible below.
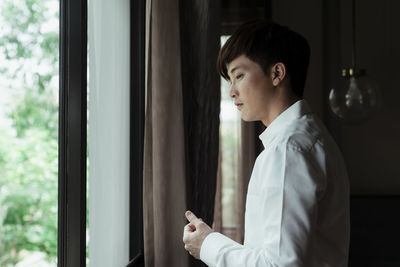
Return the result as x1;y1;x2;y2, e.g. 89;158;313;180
185;210;200;224
184;224;191;232
184;223;195;232
183;229;192;244
189;223;196;231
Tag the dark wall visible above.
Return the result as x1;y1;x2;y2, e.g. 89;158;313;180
340;0;400;195
272;0;324;119
349;196;400;266
272;0;400;195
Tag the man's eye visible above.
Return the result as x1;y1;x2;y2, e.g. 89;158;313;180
236;74;243;80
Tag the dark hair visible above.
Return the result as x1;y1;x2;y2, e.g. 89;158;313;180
217;19;310;98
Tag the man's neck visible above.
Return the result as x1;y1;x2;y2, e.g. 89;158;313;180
261;94;300;127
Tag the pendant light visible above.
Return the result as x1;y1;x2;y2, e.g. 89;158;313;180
328;0;380;124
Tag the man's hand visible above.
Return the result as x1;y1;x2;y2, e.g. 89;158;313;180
182;210;213;259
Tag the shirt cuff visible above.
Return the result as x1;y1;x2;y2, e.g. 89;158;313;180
200;232;239;267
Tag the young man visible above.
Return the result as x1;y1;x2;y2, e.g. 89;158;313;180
183;19;350;267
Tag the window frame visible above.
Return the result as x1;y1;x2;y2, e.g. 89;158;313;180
58;1;146;266
58;0;88;266
128;0;146;266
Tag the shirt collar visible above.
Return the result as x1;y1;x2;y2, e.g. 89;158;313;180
259;99;312;148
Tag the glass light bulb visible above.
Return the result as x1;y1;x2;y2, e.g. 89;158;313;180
329;73;380;124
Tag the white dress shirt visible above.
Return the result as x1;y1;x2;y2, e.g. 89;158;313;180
200;100;350;267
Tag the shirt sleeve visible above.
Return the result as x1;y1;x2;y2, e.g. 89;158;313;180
200;144;325;267
200;232;278;267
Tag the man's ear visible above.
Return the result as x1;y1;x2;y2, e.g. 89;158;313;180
270;62;286;86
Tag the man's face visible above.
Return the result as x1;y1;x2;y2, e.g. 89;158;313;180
227;54;275;122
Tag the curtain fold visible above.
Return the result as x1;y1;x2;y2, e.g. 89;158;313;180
143;0;221;266
143;0;188;266
179;1;221;265
212;145;223;233
179;0;221;228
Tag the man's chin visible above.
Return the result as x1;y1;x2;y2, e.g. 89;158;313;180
240;115;257;122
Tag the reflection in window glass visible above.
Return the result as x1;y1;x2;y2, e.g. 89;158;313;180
0;0;59;266
219;36;241;229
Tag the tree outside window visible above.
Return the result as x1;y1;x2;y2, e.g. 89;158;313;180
0;0;59;265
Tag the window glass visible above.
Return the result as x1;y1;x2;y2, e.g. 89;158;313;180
219;35;241;229
0;0;59;265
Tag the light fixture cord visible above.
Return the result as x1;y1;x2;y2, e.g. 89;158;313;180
352;0;356;70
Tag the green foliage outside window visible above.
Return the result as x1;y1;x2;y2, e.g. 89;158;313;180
0;0;59;265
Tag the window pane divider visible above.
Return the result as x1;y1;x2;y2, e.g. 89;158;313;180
128;0;145;266
58;0;88;266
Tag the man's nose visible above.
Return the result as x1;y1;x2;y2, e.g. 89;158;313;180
229;84;238;99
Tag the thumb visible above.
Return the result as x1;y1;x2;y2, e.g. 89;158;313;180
185;210;200;225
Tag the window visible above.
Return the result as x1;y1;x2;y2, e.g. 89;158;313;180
0;1;59;265
1;1;143;266
58;0;87;266
218;36;242;239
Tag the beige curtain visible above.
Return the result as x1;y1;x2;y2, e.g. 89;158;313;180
212;144;223;233
143;0;189;266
